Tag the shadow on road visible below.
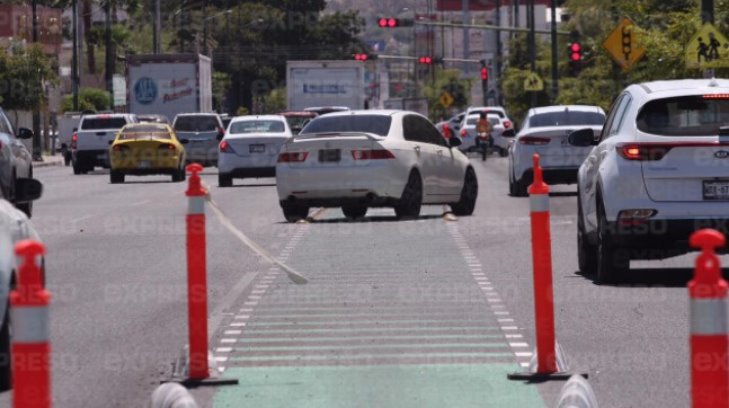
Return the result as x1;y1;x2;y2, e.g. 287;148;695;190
573;267;699;288
222;183;277;189
549;191;578;197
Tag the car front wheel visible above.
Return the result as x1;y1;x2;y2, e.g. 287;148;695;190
218;173;233;187
281;204;309;223
342;205;367;220
110;171;124;184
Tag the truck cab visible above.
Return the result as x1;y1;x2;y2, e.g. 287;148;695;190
71;113;137;174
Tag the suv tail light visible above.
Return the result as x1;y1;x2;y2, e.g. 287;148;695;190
460;129;468;137
351;149;395;160
219;140;234;153
503;120;512;129
278;152;308;163
617;144;672;161
70;133;78;149
519;136;550;145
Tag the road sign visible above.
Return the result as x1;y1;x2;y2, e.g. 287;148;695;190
603;18;646;71
523;72;543;92
686;24;729;69
439;92;454;108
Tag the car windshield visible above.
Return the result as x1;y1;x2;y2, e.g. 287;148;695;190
229;120;286;134
466;117;500;126
472;110;505;118
529;111;605;127
81;117;128;130
300;115;392;136
637;96;729;136
174;116;219;132
118;125;171;140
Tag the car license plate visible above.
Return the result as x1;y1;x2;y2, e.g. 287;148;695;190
703;180;729;200
138;160;151;169
249;144;265;153
319;149;341;163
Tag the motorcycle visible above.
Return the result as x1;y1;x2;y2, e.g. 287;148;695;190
477;131;491;161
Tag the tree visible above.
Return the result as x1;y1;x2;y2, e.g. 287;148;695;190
420;68;473;120
60;87;110;112
0;45;57;114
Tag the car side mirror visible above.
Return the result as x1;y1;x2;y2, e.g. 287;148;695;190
15;178;43;202
180;139;189;145
502;129;516;137
108;140;113;145
449;137;462;148
17;127;34;140
72;127;78;132
568;128;597;147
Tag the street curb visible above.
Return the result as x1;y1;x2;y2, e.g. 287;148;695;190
32;159;64;169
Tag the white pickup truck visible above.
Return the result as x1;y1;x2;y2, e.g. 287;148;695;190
71;114;137;174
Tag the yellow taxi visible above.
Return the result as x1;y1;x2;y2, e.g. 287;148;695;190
109;123;187;183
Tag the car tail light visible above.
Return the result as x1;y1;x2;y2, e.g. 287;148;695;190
460;129;468;137
158;143;176;151
519;136;550;145
278;152;309;162
111;144;129;152
219;140;234;153
703;94;729;99
503;120;512;129
617;144;672;161
70;133;78;149
351;149;395;160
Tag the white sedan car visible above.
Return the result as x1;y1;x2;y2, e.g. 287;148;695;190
276;110;478;222
571;78;729;283
508;105;606;196
218;115;293;187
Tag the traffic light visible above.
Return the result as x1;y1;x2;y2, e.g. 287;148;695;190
353;53;377;61
376;17;414;28
567;41;583;75
418;56;433;64
481;67;488;81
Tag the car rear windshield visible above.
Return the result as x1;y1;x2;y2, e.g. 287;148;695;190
81;117;128;130
229;120;286;134
472;110;505;118
300;115;392;136
118;125;170;140
529;111;605;127
637;96;729;136
174;116;219;132
466;117;500;126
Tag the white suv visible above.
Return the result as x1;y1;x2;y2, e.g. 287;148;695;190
571;78;729;283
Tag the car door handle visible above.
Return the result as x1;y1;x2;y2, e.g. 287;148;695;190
414;146;421;153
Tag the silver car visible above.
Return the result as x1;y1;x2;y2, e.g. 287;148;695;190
172;113;225;167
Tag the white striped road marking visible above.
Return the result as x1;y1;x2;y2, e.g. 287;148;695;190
224;330;242;335
220;338;236;344
487;298;502;303
509;342;529;348
249;295;262;300
244;301;258;306
495;311;510;316
501;326;519;330
235;315;250;320
498;318;515;323
216;347;233;353
215;356;228;362
230;322;246;327
240;308;253;312
505;334;523;339
515;352;533;357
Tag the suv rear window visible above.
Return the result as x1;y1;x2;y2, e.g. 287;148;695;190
637;96;729;136
174;116;219;132
301;115;392;136
529;111;605;127
81;117;128;130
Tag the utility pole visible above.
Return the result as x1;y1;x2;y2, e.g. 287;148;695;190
702;0;714;23
495;0;502;105
528;0;537;107
31;0;42;160
105;0;114;110
72;0;79;110
203;0;209;55
154;0;161;53
462;0;470;72
550;0;558;102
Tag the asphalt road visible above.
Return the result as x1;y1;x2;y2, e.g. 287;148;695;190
0;155;719;407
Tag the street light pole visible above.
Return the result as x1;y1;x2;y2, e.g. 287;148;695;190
202;0;209;55
72;0;79;110
154;0;161;53
550;0;558;102
31;0;42;160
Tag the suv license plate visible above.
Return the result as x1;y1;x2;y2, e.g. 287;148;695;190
319;149;341;163
138;160;151;169
249;144;265;153
703;180;729;200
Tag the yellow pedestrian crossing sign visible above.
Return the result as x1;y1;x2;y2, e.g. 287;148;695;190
439;92;454;108
686;24;729;69
603;18;645;71
524;72;543;92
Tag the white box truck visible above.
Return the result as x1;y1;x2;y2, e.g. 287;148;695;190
287;60;366;111
126;53;213;121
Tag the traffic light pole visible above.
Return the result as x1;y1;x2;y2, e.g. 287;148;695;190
550;0;558;102
415;21;570;36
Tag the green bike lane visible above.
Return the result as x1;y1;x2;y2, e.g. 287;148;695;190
207;207;546;407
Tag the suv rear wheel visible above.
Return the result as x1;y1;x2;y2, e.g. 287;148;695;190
577;192;597;274
596;200;629;283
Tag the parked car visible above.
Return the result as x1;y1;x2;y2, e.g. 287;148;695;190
108;123;187;184
571;78;729;283
71;113;137;174
0;108;39;217
171;113;225;167
508;105;606;197
276;110;478;222
218;115;293;187
0;191;43;391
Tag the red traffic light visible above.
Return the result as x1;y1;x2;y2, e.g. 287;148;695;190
481;67;488;80
569;42;582;61
378;17;398;28
418;56;433;64
570;43;581;53
354;53;368;61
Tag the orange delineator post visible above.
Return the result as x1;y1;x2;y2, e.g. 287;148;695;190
10;240;50;408
186;163;209;380
688;229;729;408
528;154;557;374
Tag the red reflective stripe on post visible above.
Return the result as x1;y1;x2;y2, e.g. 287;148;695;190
10;240;50;408
528;154;557;374
186;163;209;380
689;229;728;408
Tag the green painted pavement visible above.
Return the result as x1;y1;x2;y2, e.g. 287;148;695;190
213;364;545;407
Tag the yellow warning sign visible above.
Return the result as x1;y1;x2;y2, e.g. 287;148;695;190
523;72;543;92
603;18;645;71
686;24;729;69
439;92;454;108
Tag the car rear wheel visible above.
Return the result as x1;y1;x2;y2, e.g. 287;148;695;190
0;305;11;392
395;171;422;219
172;165;186;183
450;167;478;216
281;204;309;223
577;193;597;274
72;158;85;175
218;173;233;187
499;147;508;157
513;178;528;197
110;171;125;184
342;205;367;220
596;200;629;283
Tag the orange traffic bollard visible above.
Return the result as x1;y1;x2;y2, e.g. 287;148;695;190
11;240;50;408
508;154;583;381
688;229;728;408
